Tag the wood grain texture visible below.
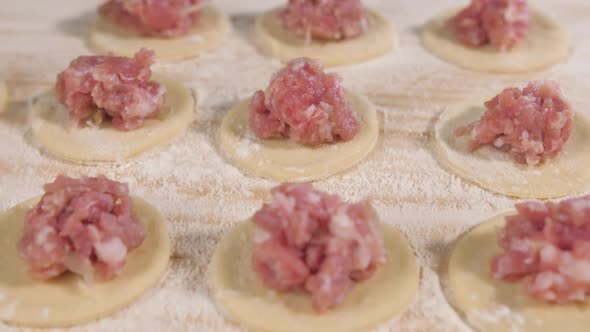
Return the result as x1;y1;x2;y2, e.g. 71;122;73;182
0;1;589;331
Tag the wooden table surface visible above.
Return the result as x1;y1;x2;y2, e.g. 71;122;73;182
1;0;590;331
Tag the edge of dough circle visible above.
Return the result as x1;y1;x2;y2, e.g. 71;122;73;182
90;5;230;61
0;197;170;328
433;103;590;199
218;90;379;182
421;8;570;73
30;78;194;164
255;8;395;67
209;221;419;332
447;213;590;332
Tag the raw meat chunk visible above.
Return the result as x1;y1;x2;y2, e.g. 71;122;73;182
450;0;530;50
55;49;165;131
251;183;385;311
492;195;590;303
18;175;145;281
454;80;572;165
280;0;368;41
249;57;359;146
100;0;204;37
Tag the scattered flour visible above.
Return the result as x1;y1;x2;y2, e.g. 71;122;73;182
0;0;589;331
41;307;50;319
0;302;17;320
467;305;525;332
235;134;262;159
190;35;204;42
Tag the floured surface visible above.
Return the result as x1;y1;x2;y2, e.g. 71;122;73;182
0;0;590;331
0;197;170;328
209;221;418;332
434;105;590;198
218;91;378;182
447;213;590;332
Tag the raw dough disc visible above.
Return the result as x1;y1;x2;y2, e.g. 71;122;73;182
255;8;395;67
433;104;590;198
421;9;570;73
90;5;229;61
30;79;194;163
218;90;379;182
0;197;171;328
447;213;590;332
209;221;419;332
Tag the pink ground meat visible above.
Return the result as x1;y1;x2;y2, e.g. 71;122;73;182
55;49;166;131
251;183;386;312
99;0;204;38
450;0;530;50
454;80;573;165
17;175;145;282
280;0;368;41
249;57;360;146
491;195;590;303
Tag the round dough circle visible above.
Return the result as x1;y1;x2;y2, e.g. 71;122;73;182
447;213;590;332
90;5;229;61
433;104;590;198
218;90;379;182
0;197;171;328
421;9;570;73
30;79;194;163
209;221;419;332
255;8;395;67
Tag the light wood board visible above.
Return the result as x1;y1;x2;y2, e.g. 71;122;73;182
1;0;590;331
